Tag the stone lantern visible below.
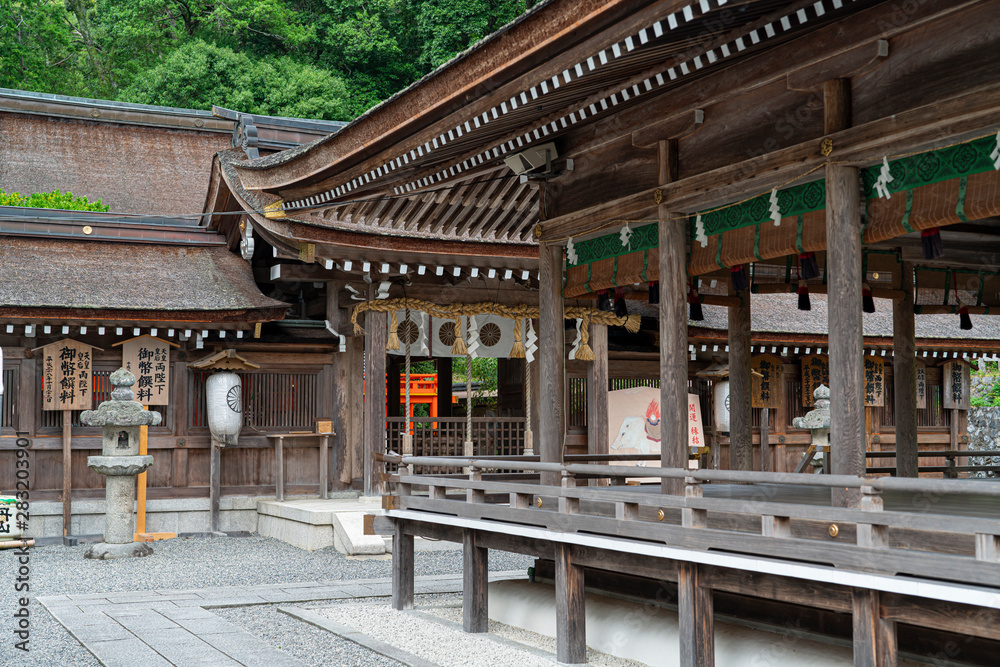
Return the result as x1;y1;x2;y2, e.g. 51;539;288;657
792;384;831;473
80;369;160;559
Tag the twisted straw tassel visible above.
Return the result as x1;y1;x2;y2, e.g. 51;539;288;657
450;316;467;355
386;310;400;351
509;317;525;358
574;316;595;361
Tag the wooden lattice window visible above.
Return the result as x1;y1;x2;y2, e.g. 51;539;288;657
190;371;318;431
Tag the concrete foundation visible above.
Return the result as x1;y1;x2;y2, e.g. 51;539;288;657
486;580;925;667
25;495;262;539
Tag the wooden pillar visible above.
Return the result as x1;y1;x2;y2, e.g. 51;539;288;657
62;410;72;536
209;441;222;530
364;297;388;497
555;543;586;664
824;79;852;134
328;284;354;490
658;139;687;495
348;336;365;484
893;263;918;478
392;521;414;611
539;244;565;486
587;323;609;475
462;529;488;633
728;283;753;472
678;562;714;667
529;346;541;448
826;163;865;506
760;408;770;472
852;588;897;667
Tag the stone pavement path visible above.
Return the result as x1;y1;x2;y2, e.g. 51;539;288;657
40;572;525;666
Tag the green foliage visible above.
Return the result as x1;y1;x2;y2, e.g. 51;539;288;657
123;40;351;120
971;362;1000;406
3;0;530;120
0;189;109;211
453;356;498;401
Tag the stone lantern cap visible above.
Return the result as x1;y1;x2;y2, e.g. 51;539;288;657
792;384;831;430
80;369;162;427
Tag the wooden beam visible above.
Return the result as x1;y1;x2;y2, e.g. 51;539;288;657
729;282;752;472
852;588;897;667
539;79;1000;243
587;323;609;484
539;244;565;487
826;163;865;508
392;520;414;610
788;41;889;92
893;263;918;478
632;110;704;149
462;528;489;633
825;78;852;135
659;139;686;495
555;543;586;664
364;294;388;496
880;593;1000;641
678;562;714;667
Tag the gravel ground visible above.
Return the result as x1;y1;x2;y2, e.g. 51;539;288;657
315;596;642;667
214;604;404;667
0;534;532;666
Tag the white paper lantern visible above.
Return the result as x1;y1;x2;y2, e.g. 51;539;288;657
713;380;730;433
207;372;242;447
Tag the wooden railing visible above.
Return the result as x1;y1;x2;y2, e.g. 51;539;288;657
385;416;526;458
866;449;1000;477
383;454;1000;588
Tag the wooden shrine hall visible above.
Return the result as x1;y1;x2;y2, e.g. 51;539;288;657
213;0;1000;665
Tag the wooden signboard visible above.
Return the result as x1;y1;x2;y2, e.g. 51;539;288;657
800;355;829;407
863;356;885;407
751;354;782;409
687;393;706;452
915;359;926;410
39;339;96;411
115;335;177;405
942;360;971;410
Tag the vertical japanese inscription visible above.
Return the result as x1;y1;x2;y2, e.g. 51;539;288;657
751;354;782;409
800;355;830;407
39;339;96;411
863;356;885;407
119;336;172;405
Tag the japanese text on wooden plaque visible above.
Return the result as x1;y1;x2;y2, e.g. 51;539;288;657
864;356;884;407
751;354;782;409
40;339;95;411
688;393;706;452
915;359;926;410
942;360;970;410
120;336;172;405
800;355;829;407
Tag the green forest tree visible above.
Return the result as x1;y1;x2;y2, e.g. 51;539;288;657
0;0;531;120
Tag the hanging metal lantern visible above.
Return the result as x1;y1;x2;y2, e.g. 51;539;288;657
207;372;242;447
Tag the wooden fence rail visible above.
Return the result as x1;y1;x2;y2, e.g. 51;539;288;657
384;454;1000;589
